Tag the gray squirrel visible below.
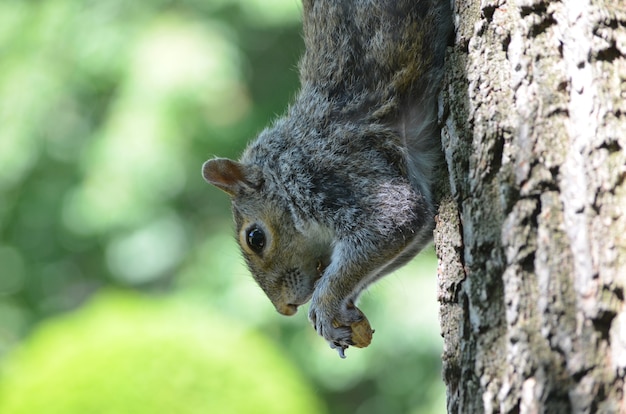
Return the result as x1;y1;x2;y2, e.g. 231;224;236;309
203;0;453;358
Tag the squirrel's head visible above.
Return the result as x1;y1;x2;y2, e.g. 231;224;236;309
202;158;332;316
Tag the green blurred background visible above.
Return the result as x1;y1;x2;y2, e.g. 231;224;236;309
0;0;445;413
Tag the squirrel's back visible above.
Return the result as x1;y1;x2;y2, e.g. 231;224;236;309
300;0;452;117
241;0;452;210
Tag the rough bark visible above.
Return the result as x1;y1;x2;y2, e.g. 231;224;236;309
435;0;626;412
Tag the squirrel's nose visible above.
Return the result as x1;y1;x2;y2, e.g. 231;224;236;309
277;303;298;316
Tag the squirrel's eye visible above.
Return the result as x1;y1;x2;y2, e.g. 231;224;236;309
246;226;266;253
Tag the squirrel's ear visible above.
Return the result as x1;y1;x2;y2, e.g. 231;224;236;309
202;158;262;196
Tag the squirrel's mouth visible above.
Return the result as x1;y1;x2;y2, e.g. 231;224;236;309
279;260;328;316
278;303;299;316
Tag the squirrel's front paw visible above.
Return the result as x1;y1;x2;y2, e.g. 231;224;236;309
308;298;374;358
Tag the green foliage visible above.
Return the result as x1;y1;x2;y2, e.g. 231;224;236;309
0;292;325;414
0;0;445;413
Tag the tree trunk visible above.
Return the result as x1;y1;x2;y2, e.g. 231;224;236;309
435;0;626;412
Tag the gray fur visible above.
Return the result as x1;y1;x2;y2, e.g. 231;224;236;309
202;0;452;356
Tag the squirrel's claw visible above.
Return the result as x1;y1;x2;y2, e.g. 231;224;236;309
330;341;348;359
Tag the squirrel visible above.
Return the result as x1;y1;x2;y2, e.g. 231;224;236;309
202;0;453;358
